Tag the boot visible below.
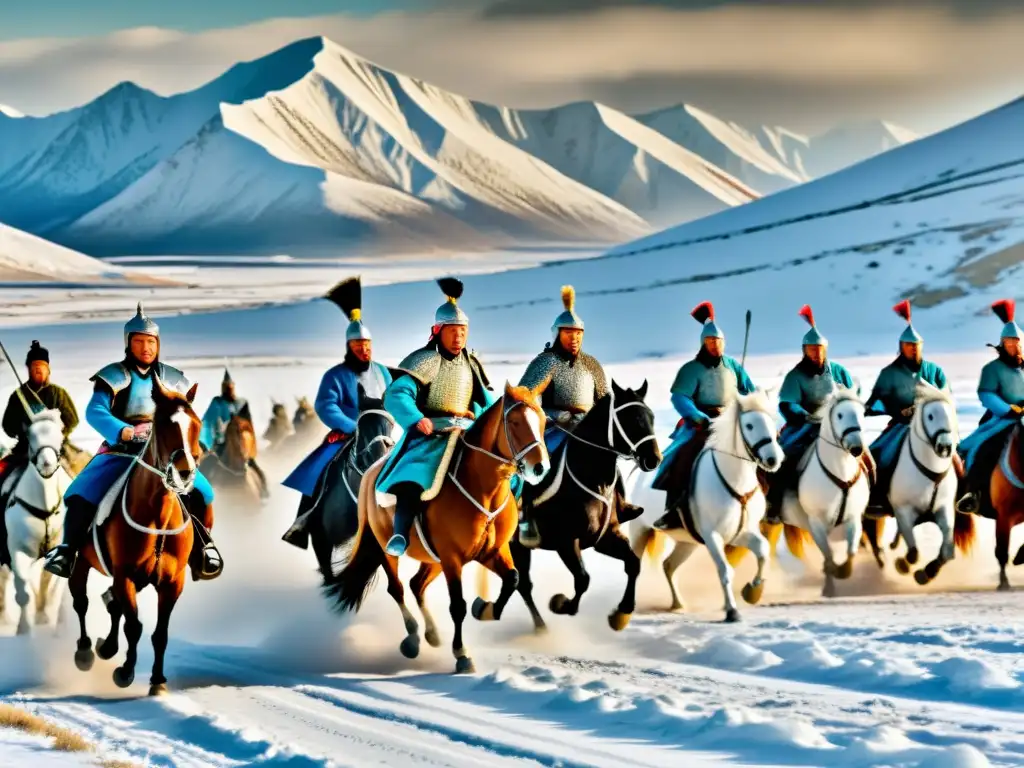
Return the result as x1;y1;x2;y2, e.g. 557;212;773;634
518;504;541;549
653;507;684;532
281;494;317;550
187;491;223;581
951;452;980;514
43;499;95;578
386;487;421;557
615;473;644;523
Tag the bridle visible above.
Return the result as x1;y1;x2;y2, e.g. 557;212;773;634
339;408;399;504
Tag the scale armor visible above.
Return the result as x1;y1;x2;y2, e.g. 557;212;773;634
520;350;607;420
672;359;738;412
397;348;475;416
91;362;192;423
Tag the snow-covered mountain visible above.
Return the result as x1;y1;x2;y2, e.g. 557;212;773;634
0;103;22;118
0;37;918;258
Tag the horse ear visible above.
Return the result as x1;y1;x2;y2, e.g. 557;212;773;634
636;379;649;400
610;379;624;398
186;382;199;405
503;380;514;398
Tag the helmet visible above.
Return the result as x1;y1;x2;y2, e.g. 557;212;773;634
993;299;1023;340
325;277;372;342
222;368;234;385
798;304;827;346
893;300;923;344
551;285;584;341
434;277;469;328
123;302;159;347
692;301;723;341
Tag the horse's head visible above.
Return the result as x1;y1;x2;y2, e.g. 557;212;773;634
353;389;398;470
152;375;202;495
27;408;64;479
718;389;783;472
271;400;288;420
607;380;661;472
913;380;957;458
501;382;549;484
226;412;257;462
823;387;867;458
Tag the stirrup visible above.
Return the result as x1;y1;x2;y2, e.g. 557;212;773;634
281;521;310;550
385;534;407;557
43;546;75;578
518;520;541;549
193;544;223;581
956;493;980;515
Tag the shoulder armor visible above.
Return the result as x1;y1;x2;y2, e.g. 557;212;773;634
90;362;131;395
520;351;559;390
578;352;605;376
155;363;193;395
467;349;490;387
395;348;442;385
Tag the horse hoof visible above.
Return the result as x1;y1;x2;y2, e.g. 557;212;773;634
74;648;95;672
906;547;919;565
998;580;1012;592
16;621;30;636
894;558;910;575
112;666;135;688
549;594;571;615
471;597;495;622
669;602;685;613
424;629;442;648
724;608;742;624
148;683;168;697
533;623;549;636
834;559;854;580
455;656;476;675
914;569;931;586
97;640;118;661
608;611;632;632
822;581;837;599
399;636;421;660
741;581;764;605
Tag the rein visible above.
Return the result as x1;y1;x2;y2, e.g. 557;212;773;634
814;398;866;527
339;409;397;504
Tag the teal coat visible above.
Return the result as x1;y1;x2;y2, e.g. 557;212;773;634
866;357;948;471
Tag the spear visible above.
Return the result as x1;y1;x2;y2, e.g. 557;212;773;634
740;310;752;369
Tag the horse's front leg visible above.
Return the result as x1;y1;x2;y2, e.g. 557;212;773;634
69;557;94;671
381;553;420;660
893;505;920;576
509;538;547;632
705;530;740;622
10;551;34;635
472;544;519;622
663;541;697;612
996;511;1013;591
111;576;142;688
806;517;838;598
735;520;770;606
412;562;443;647
916;504;954;585
97;585;123;661
549;540;589;616
442;561;474;674
593;526;640;631
837;495;865;581
149;574;184;695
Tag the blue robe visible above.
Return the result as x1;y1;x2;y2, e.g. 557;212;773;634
959;357;1024;469
282;361;392;497
199;395;248;450
67;378;214;507
866;357;948;472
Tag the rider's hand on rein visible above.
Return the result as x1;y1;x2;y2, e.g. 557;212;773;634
416;417;434;435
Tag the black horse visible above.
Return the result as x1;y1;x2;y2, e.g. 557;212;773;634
306;392;397;579
473;380;661;633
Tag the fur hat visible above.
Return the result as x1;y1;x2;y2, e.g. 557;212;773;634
26;340;49;366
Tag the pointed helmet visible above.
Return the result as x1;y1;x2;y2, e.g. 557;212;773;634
992;299;1023;340
893;300;923;344
692;301;723;341
222;368;234;385
798;304;827;346
433;277;469;329
326;277;371;341
123;302;159;347
551;285;584;341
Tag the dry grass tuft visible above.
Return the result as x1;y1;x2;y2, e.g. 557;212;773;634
0;703;141;766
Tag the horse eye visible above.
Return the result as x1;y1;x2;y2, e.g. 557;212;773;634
928;414;933;420
745;424;753;431
838;414;843;420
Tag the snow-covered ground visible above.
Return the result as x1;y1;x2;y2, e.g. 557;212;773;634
0;351;1022;766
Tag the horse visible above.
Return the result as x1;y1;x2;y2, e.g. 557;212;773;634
293;397;318;434
630;390;783;622
492;381;662;634
68;376;206;696
199;412;263;504
306;393;398;579
263;400;294;449
981;413;1024;590
323;383;549;674
0;410;71;634
765;389;871;598
862;382;974;585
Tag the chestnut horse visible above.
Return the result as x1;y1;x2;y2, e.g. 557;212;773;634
324;383;549;674
200;413;263;503
990;419;1024;590
69;377;208;696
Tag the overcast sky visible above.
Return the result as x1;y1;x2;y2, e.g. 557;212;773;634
1;0;1020;134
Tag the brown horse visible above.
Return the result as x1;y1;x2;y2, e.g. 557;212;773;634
324;383;549;674
69;376;208;696
990;421;1024;590
200;413;264;503
263;401;293;449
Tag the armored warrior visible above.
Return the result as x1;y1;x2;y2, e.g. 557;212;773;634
765;305;865;522
200;368;270;499
375;278;500;557
650;301;755;519
281;277;393;549
42;303;222;581
865;300;957;511
955;299;1024;515
516;285;642;547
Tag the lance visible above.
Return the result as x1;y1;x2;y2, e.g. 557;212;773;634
740;310;752;369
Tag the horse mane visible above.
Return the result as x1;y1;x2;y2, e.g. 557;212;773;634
707;389;773;451
30;408;63;426
465;385;542;442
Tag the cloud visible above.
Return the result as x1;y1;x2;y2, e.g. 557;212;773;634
0;4;1020;134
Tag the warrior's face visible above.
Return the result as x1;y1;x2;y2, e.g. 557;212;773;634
558;329;583;357
440;324;467;356
1003;337;1023;363
899;341;922;365
349;339;372;363
130;334;159;366
28;361;49;387
702;337;724;358
803;344;826;367
222;381;236;399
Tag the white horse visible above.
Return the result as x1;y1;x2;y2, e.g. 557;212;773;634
0;409;70;634
881;382;974;584
768;388;870;598
630;390;784;622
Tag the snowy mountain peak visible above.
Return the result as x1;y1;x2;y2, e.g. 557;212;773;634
0;103;23;118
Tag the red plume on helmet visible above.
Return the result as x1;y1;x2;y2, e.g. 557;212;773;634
691;301;714;325
893;299;912;322
992;299;1016;324
798;304;815;327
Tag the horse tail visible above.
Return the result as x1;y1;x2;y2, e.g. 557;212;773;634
783;524;812;560
761;520;783;558
321;486;381;614
954;511;976;555
725;545;745;566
